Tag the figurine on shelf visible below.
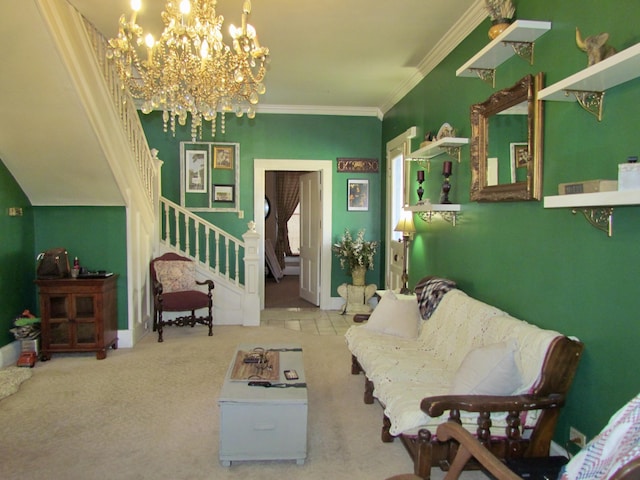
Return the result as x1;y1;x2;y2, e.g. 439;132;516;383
576;28;616;66
441;161;452;204
420;132;434;149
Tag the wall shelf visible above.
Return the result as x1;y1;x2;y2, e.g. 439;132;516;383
457;20;551;87
406;203;461;226
538;42;640;121
544;189;640;236
407;137;469;170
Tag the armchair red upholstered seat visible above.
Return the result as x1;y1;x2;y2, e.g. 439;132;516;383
150;252;214;342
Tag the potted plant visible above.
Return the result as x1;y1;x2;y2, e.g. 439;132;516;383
484;0;516;39
332;228;378;286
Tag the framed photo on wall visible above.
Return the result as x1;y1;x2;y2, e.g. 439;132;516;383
510;142;529;183
213;184;234;203
347;179;369;211
213;146;233;169
180;141;239;212
185;150;208;193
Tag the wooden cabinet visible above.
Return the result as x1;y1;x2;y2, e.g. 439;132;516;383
36;275;119;360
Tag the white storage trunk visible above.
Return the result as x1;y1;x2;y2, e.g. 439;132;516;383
218;344;308;466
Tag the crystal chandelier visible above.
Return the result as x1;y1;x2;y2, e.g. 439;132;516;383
107;0;269;140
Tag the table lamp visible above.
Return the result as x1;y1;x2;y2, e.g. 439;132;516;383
394;211;416;294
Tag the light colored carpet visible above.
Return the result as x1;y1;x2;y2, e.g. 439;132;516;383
0;325;487;480
0;366;32;400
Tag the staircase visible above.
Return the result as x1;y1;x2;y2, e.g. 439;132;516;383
34;0;261;343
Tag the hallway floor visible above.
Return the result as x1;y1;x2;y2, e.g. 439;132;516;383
261;308;353;336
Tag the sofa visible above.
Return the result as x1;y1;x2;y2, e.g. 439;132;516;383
345;277;584;479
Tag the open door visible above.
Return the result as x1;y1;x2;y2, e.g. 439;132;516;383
299;171;321;305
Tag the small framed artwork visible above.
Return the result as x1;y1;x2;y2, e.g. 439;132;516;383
213;184;234;203
347;179;369;211
213;146;233;169
185;150;208;193
510;142;529;182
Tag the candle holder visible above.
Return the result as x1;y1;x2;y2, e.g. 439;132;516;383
417;170;425;203
441;161;452;204
441;175;452;204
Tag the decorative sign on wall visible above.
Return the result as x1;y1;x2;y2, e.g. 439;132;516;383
180;141;239;212
337;157;379;173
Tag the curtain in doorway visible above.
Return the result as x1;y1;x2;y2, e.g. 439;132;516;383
275;172;302;268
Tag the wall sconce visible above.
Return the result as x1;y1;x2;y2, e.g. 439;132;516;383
393;210;416;294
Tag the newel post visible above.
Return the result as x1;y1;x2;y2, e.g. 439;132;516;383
242;221;261;326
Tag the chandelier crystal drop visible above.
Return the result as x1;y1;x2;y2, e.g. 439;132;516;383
106;0;269;140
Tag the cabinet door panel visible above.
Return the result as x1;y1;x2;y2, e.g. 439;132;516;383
49;322;70;345
76;322;97;344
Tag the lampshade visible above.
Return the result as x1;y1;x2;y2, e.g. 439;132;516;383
394;211;416;234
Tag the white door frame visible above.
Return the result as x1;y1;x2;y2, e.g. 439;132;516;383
254;159;333;310
385;127;416;288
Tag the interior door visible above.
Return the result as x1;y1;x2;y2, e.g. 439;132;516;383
299;171;321;305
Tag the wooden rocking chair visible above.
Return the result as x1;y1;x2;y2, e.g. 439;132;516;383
435;393;640;480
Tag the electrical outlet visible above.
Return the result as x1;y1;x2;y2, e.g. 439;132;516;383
570;426;586;448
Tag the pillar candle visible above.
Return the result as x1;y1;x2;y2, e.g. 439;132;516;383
417;170;425;182
443;161;452;175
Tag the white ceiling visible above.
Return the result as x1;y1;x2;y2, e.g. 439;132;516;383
69;0;485;116
0;0;486;206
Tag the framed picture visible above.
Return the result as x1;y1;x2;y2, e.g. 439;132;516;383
347;179;369;211
510;142;529;182
185;150;208;193
213;146;233;169
213;184;234;203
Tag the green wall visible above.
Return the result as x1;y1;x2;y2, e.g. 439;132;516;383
383;0;640;447
32;207;128;330
141;111;384;291
0;159;35;346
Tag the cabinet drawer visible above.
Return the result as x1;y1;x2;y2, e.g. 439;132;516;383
219;402;307;462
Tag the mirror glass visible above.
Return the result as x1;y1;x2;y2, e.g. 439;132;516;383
470;73;544;201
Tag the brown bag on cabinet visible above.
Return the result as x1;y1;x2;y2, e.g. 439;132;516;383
36;247;70;279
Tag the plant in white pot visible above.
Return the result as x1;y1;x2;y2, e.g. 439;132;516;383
332;228;378;286
484;0;516;39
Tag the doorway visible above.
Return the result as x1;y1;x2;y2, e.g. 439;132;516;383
254;159;333;311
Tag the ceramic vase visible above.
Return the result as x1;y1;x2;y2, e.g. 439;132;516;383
488;19;511;40
351;266;366;286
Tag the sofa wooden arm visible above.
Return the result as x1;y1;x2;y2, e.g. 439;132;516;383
422;393;565;417
435;421;521;480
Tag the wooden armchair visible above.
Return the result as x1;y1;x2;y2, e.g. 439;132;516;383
435;393;640;480
150;252;214;342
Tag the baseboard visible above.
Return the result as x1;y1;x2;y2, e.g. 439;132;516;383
0;340;21;369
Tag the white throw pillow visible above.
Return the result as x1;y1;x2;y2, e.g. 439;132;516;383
449;339;522;395
154;260;196;293
363;290;420;339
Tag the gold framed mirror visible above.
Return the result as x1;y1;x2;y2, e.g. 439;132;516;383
470;73;544;202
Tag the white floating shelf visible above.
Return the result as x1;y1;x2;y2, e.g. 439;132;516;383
544;190;640;208
538;43;640;102
407;203;462;213
408;137;469;160
457;20;552;78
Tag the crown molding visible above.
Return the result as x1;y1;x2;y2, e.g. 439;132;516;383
379;0;487;115
256;104;383;119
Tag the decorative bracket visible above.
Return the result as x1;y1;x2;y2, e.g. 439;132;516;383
469;68;495;88
416;159;431;172
415;210;458;226
564;90;605;121
503;41;535;65
444;145;463;163
571;207;613;237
